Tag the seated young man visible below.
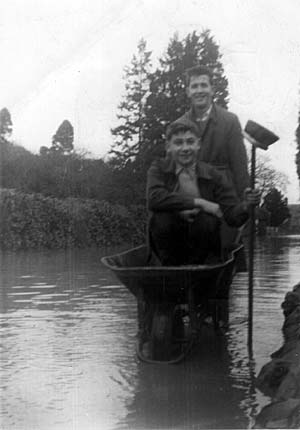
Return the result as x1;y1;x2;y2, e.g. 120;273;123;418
147;119;260;265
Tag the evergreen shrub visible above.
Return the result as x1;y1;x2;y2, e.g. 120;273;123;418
0;190;147;250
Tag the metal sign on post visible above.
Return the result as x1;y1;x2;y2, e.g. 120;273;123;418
243;120;279;355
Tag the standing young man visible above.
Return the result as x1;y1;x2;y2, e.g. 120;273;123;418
176;65;249;200
147;119;259;265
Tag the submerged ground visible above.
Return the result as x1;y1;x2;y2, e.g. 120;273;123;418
1;235;300;429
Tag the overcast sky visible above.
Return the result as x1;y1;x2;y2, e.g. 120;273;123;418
1;0;300;202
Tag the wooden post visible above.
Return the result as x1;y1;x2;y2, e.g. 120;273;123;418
243;120;279;356
248;144;256;355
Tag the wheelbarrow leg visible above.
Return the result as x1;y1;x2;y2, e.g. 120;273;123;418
150;303;175;361
137;288;153;343
210;298;229;333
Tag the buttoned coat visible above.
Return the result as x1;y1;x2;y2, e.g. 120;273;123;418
176;104;250;199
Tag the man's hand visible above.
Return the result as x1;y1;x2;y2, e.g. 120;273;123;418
243;187;261;208
194;198;223;218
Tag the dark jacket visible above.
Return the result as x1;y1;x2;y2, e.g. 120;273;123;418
147;158;249;228
176;104;250;199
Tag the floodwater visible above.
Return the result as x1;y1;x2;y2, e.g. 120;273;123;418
0;236;300;430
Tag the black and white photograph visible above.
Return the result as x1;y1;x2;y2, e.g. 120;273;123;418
1;1;300;429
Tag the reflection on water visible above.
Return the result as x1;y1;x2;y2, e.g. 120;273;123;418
0;236;300;429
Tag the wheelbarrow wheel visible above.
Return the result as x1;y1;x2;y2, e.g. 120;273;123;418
150;305;174;361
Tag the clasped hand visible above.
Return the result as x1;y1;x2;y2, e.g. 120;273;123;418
179;208;200;223
180;198;223;223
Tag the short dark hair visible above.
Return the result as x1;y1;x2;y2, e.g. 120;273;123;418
166;119;199;141
185;65;213;86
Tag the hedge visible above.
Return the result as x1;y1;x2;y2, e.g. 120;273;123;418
0;189;147;250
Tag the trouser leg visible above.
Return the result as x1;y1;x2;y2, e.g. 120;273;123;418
149;212;185;265
150;212;221;265
187;212;221;264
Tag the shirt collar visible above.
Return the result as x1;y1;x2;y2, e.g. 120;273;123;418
163;157;212;180
175;163;197;177
196;104;212;122
189;102;217;124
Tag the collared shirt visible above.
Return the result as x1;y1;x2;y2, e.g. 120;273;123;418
175;163;200;198
194;104;212;137
194;104;212;123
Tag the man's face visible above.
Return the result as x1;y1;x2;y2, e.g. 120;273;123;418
166;130;200;167
186;74;213;110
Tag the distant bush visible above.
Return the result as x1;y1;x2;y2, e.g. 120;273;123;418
285;204;300;233
0;190;147;250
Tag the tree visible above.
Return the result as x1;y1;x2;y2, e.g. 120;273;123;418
0;108;13;142
110;38;152;168
39;146;50;156
0;140;35;189
196;30;229;108
295;109;300;185
253;153;289;198
263;188;290;227
51;120;74;154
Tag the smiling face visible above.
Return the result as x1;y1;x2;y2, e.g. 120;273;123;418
186;74;214;111
166;130;200;167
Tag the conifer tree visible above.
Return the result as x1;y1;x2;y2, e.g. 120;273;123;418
110;38;152;167
198;30;229;108
263;188;290;227
295;109;300;186
52;120;74;154
0;108;13;142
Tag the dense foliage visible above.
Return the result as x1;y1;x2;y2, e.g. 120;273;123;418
0;140;36;190
287;204;300;233
0;190;146;250
296;110;300;184
110;38;152;167
40;119;74;155
0;107;12;141
263;188;291;227
52;119;74;154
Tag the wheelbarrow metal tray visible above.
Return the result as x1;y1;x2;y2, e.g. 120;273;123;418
101;244;243;302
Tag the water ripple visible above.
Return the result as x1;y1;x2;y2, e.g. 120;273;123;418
0;236;299;429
